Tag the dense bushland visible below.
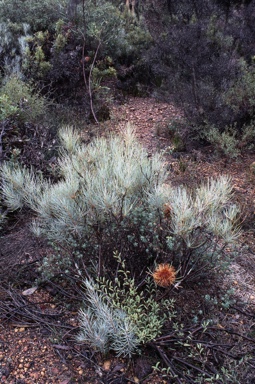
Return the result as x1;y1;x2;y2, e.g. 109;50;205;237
0;0;152;115
2;0;255;153
144;0;255;154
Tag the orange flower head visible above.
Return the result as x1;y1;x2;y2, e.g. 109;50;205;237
152;264;176;287
163;203;172;219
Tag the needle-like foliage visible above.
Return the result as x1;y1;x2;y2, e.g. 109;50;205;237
0;124;241;281
77;253;174;357
77;279;139;357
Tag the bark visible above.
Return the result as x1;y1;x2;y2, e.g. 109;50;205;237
67;0;82;22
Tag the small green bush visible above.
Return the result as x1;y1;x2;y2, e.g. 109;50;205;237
0;94;18;121
224;60;255;118
77;253;175;357
0;76;47;124
22;31;53;81
202;124;241;158
75;0;152;60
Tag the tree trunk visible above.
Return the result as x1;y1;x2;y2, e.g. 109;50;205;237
67;0;81;22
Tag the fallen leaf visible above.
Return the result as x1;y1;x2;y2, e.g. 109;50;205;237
22;286;38;296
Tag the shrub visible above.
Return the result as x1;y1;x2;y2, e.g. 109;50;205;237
22;31;53;81
77;253;175;357
0;0;152;105
145;1;255;153
0;75;56;173
0;125;240;281
77;279;139;356
74;0;152;60
0;94;19;121
0;0;67;33
0;76;47;125
0;124;166;276
202;124;241;158
147;175;240;281
224;60;255;120
0;75;48;164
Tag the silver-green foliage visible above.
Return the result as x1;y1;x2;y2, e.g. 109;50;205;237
77;279;140;357
77;254;174;357
1;123;166;241
0;163;48;211
148;175;240;247
147;174;240;279
0;124;240;279
0;205;5;230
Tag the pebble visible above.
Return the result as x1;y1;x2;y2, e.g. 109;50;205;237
102;360;111;371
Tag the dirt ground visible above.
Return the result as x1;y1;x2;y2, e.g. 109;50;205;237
0;97;255;383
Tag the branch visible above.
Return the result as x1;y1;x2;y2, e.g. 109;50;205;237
88;41;101;124
0;122;6;163
154;345;183;384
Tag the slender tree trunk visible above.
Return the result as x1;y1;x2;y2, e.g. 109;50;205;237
67;0;81;22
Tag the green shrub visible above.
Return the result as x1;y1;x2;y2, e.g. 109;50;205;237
200;119;255;157
77;253;175;356
0;0;67;33
0;94;18;121
241;121;255;151
22;31;53;81
0;0;152;104
74;0;151;60
0;76;47;124
202;124;241;158
224;60;255;118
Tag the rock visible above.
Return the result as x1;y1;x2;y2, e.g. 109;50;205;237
102;359;111;371
134;357;152;380
22;286;38;296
